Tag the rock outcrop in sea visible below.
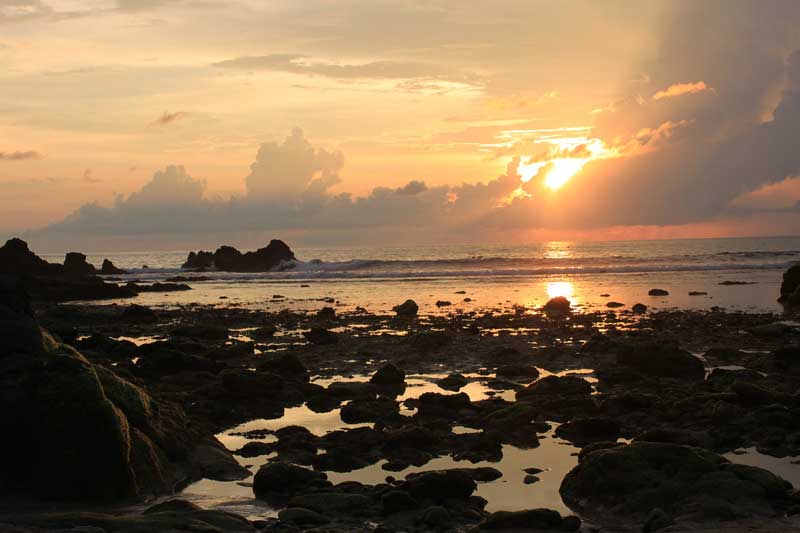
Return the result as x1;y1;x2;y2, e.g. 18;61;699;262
182;240;296;272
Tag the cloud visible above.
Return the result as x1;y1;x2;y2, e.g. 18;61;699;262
150;110;188;127
652;81;715;100
212;53;476;84
0;150;40;160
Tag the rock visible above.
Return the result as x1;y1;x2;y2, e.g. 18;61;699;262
63;252;96;278
0;285;232;502
278;507;330;526
720;280;756;285
190;444;250;481
560;442;793;521
421;505;451;527
382;490;419;514
252;462;331;500
688;291;708;296
340;397;400;423
648;288;669;296
99;259;126;275
542;296;570;314
144;498;202;514
393;299;419;317
606;301;625;308
172;323;229;340
317;306;336;320
182;240;296;272
126;282;191;293
121;304;159;323
437;373;468;391
304;327;339;345
2;509;255;532
402;469;477;502
370;363;406;385
257;353;309;381
234;441;273;458
496;364;540;380
289;492;371;513
415;392;473;416
435;300;452;307
779;264;800;304
554;417;622;445
632;303;648;313
523;474;540;484
479;509;579;531
616;342;705;380
517;375;592;399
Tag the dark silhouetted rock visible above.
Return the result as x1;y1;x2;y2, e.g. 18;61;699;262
100;259;126;275
121;304;159;323
779;264;800;304
402;469;477;502
182;240;296;272
543;296;570;314
648;288;669;296
370;363;405;385
560;442;793;522
304;327;338;345
632;303;648;313
393;299;419;317
435;300;452;307
555;417;622;445
688;291;708;296
480;509;580;531
257;353;309;381
616;343;705;380
63;252;96;277
317;306;336;320
252;462;331;500
606;301;625;308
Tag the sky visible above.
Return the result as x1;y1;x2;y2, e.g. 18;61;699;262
2;0;800;251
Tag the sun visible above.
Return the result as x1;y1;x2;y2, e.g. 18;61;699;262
543;158;589;190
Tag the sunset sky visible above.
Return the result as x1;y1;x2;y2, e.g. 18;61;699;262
2;0;800;250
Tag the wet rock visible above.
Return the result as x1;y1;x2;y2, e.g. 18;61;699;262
495;364;540;380
121;304;159;323
144;498;202;514
317;306;336;320
278;508;329;526
252;462;331;501
515;375;597;421
370;363;406;385
126;281;191;293
415;392;474;417
632;303;648;313
688;291;708;296
555;417;622;446
479;508;579;531
523;474;540;484
435;300;452;307
606;301;625;308
304;327;339;345
340;397;400;424
234;441;273;458
616;342;705;381
171;323;229;340
393;299;419;317
99;259;126;275
542;296;570;314
437;373;468;391
382;490;418;514
648;288;669;296
560;441;793;522
720;280;756;285
402;469;477;502
190;444;251;481
421;505;451;527
183;240;296;272
289;491;371;514
257;353;309;382
517;375;592;398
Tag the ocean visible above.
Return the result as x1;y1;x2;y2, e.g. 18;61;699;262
41;236;800;314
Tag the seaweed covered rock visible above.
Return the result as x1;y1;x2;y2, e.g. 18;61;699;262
0;278;245;502
560;442;793;523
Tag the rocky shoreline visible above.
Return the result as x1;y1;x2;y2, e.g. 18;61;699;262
2;239;800;532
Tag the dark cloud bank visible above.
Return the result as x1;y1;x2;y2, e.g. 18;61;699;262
33;1;800;244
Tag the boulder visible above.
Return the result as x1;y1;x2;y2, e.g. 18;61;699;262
370;363;406;385
304;327;339;345
479;509;580;531
554;417;622;445
779;264;800;304
252;462;331;500
632;303;648;314
616;343;705;381
182;240;296;272
63;252;96;277
402;469;477;502
648;288;669;296
99;259;126;275
560;442;793;522
437;373;468;391
121;304;159;323
542;296;570;314
393;299;419;317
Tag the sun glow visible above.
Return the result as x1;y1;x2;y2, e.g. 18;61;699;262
546;281;574;300
516;137;612;191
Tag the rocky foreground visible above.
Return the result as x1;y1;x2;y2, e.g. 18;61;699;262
3;241;800;531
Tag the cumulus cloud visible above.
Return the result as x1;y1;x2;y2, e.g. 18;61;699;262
0;150;40;160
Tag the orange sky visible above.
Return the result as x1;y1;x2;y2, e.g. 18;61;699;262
2;1;800;249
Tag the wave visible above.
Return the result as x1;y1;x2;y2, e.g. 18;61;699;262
108;258;798;282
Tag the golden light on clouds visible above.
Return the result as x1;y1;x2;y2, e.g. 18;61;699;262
516;137;612;191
